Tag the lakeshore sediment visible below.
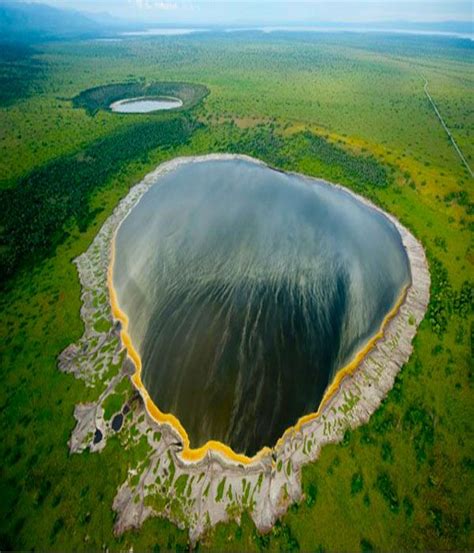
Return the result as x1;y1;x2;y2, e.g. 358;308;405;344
59;154;430;541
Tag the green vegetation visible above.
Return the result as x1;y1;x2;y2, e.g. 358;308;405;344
0;115;200;282
0;30;472;552
215;477;227;503
174;474;189;497
220;125;390;188
102;393;124;421
351;472;364;495
0;42;45;107
376;472;400;513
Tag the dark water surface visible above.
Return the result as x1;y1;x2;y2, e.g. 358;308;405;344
113;159;410;455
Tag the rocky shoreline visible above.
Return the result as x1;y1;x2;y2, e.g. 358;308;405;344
59;154;430;542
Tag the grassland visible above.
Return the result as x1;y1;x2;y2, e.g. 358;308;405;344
0;31;472;552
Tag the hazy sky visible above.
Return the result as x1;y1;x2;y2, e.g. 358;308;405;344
26;0;474;24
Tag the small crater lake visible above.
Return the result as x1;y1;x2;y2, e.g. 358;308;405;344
110;96;183;113
113;158;411;456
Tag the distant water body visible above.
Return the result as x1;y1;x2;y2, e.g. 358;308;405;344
113;159;411;456
119;27;472;41
121;28;208;36
110;97;183;113
226;26;473;40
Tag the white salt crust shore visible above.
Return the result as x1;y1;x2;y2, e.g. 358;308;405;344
59;154;430;542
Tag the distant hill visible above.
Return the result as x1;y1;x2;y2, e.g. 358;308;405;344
0;1;103;41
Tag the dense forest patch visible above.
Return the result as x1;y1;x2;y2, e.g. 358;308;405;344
0;42;46;106
73;81;209;115
219;123;391;190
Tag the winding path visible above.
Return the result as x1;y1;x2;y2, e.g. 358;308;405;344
422;76;473;178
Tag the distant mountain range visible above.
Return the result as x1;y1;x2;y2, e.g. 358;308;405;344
0;1;136;41
0;0;472;43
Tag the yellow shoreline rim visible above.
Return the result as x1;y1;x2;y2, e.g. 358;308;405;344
108;218;408;465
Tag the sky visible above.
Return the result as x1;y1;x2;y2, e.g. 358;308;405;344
24;0;474;25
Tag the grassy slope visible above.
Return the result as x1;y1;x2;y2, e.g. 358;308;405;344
0;32;472;552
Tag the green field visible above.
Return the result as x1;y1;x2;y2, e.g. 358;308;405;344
0;31;473;552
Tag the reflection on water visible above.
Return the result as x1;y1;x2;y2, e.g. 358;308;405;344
113;159;411;455
110;96;183;113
